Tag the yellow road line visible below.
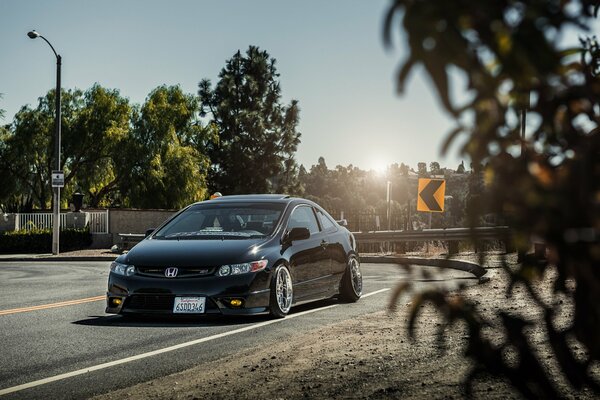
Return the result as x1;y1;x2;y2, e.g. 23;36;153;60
0;295;105;316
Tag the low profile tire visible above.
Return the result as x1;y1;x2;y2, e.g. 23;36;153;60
269;265;293;318
339;255;362;303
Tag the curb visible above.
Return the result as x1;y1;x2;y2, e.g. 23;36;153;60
360;255;488;279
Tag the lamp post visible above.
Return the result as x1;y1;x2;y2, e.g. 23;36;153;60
28;30;62;255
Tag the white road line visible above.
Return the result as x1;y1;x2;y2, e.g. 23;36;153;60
0;288;389;396
361;288;389;298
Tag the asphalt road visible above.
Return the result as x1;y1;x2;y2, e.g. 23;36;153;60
0;261;476;399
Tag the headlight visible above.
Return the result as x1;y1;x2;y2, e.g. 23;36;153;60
217;260;268;276
110;261;136;276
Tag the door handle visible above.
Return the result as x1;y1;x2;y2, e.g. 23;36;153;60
320;240;329;248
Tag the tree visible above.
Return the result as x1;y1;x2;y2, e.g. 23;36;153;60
1;88;83;210
124;85;215;208
0;93;5;121
62;84;132;207
385;1;600;397
399;162;409;176
429;161;441;175
456;161;465;174
0;86;135;209
302;156;329;198
417;162;427;177
198;46;301;194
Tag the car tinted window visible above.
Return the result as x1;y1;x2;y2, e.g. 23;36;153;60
154;203;285;239
316;209;336;232
288;206;320;234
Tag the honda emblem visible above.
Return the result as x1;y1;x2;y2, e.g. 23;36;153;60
164;267;179;278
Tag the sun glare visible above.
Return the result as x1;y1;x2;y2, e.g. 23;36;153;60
372;162;387;176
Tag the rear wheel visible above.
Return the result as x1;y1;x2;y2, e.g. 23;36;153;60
269;265;293;318
339;255;362;302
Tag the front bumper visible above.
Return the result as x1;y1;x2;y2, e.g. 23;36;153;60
106;270;271;315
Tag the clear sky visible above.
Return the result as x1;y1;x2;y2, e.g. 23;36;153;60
0;0;463;172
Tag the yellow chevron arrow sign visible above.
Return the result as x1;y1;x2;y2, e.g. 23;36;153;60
417;178;446;212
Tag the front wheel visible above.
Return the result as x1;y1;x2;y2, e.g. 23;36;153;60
339;255;362;302
269;265;293;318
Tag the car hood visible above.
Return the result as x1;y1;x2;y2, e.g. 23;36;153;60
120;237;270;267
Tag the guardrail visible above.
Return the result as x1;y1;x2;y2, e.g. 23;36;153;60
352;226;512;254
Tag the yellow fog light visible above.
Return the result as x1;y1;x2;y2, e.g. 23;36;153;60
111;298;123;306
230;299;243;307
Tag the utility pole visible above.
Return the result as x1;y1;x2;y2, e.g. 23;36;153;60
28;30;62;254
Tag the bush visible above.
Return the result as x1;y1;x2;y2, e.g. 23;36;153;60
0;228;92;254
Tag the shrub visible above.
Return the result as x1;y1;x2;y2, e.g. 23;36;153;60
0;228;92;254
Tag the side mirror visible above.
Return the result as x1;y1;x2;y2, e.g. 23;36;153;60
284;227;310;244
336;219;348;227
145;228;155;238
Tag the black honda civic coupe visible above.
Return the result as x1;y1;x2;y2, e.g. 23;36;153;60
106;195;362;318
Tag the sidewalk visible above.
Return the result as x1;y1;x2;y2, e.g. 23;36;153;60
0;248;118;262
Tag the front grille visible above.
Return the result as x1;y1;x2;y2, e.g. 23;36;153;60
136;266;214;278
123;295;220;312
126;294;174;311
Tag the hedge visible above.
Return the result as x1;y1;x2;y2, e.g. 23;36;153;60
0;228;93;254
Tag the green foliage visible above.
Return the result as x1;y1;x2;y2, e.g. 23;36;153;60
64;84;132;207
124;85;214;208
0;86;133;210
0;84;215;210
0;228;92;253
386;0;600;397
199;46;301;194
1;47;301;210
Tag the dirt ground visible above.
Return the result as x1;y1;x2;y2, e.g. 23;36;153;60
91;254;597;400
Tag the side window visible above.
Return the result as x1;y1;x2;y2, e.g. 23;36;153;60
316;209;336;232
288;206;320;234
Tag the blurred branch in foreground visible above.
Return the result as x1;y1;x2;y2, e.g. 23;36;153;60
385;0;600;397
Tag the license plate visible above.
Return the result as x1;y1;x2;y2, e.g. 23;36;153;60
173;297;206;314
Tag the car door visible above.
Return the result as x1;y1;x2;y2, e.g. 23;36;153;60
286;205;330;300
315;207;347;291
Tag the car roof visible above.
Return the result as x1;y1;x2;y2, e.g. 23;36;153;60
200;194;294;203
187;195;334;217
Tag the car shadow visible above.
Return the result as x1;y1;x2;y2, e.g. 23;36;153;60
72;298;340;328
72;314;272;328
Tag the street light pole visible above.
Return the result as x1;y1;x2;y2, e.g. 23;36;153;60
28;30;61;255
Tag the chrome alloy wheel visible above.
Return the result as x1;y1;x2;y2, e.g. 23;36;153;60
275;267;293;314
349;257;363;296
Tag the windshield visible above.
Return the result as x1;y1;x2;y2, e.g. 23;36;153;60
153;202;285;240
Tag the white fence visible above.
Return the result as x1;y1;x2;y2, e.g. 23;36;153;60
87;211;109;234
14;211;109;234
15;213;65;231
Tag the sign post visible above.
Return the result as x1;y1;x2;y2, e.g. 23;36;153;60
417;178;446;252
51;170;64;255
